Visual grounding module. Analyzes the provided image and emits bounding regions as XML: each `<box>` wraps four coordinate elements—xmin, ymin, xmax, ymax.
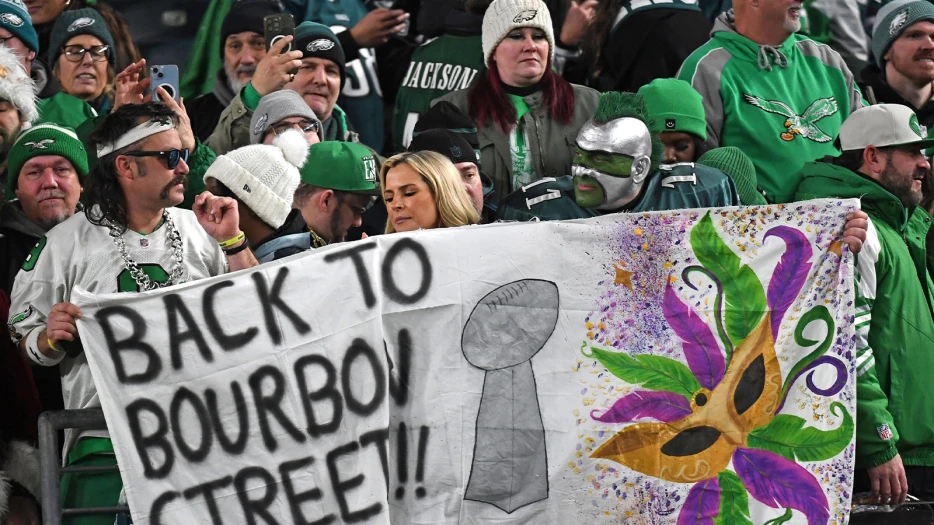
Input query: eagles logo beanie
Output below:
<box><xmin>0</xmin><ymin>0</ymin><xmax>37</xmax><ymax>53</ymax></box>
<box><xmin>47</xmin><ymin>8</ymin><xmax>114</xmax><ymax>66</ymax></box>
<box><xmin>7</xmin><ymin>124</ymin><xmax>88</xmax><ymax>195</ymax></box>
<box><xmin>481</xmin><ymin>0</ymin><xmax>554</xmax><ymax>67</ymax></box>
<box><xmin>294</xmin><ymin>22</ymin><xmax>345</xmax><ymax>86</ymax></box>
<box><xmin>637</xmin><ymin>78</ymin><xmax>707</xmax><ymax>141</ymax></box>
<box><xmin>872</xmin><ymin>0</ymin><xmax>934</xmax><ymax>68</ymax></box>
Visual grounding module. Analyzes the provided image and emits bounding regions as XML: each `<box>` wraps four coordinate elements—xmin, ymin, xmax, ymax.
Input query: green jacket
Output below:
<box><xmin>436</xmin><ymin>83</ymin><xmax>599</xmax><ymax>209</ymax></box>
<box><xmin>204</xmin><ymin>85</ymin><xmax>359</xmax><ymax>155</ymax></box>
<box><xmin>678</xmin><ymin>10</ymin><xmax>864</xmax><ymax>203</ymax></box>
<box><xmin>795</xmin><ymin>160</ymin><xmax>934</xmax><ymax>469</ymax></box>
<box><xmin>36</xmin><ymin>92</ymin><xmax>99</xmax><ymax>130</ymax></box>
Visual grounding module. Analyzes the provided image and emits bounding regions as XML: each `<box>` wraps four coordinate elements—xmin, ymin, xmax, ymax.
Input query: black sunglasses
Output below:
<box><xmin>122</xmin><ymin>148</ymin><xmax>190</xmax><ymax>169</ymax></box>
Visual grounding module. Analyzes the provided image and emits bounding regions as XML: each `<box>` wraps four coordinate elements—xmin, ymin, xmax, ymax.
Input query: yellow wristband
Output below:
<box><xmin>47</xmin><ymin>338</ymin><xmax>60</xmax><ymax>352</ymax></box>
<box><xmin>218</xmin><ymin>232</ymin><xmax>245</xmax><ymax>249</ymax></box>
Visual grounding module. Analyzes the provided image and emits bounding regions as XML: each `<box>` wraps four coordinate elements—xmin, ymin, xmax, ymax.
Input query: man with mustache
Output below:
<box><xmin>678</xmin><ymin>0</ymin><xmax>865</xmax><ymax>204</ymax></box>
<box><xmin>861</xmin><ymin>1</ymin><xmax>934</xmax><ymax>131</ymax></box>
<box><xmin>187</xmin><ymin>0</ymin><xmax>279</xmax><ymax>141</ymax></box>
<box><xmin>7</xmin><ymin>102</ymin><xmax>257</xmax><ymax>522</ymax></box>
<box><xmin>795</xmin><ymin>104</ymin><xmax>934</xmax><ymax>505</ymax></box>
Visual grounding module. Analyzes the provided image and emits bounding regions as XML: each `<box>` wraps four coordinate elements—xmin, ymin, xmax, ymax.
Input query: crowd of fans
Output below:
<box><xmin>0</xmin><ymin>0</ymin><xmax>933</xmax><ymax>522</ymax></box>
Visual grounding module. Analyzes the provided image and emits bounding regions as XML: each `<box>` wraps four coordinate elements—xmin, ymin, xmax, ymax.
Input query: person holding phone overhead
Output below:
<box><xmin>282</xmin><ymin>0</ymin><xmax>411</xmax><ymax>152</ymax></box>
<box><xmin>187</xmin><ymin>0</ymin><xmax>280</xmax><ymax>142</ymax></box>
<box><xmin>35</xmin><ymin>8</ymin><xmax>116</xmax><ymax>130</ymax></box>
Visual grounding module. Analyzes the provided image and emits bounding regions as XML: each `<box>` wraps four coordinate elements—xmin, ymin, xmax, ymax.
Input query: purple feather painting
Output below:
<box><xmin>581</xmin><ymin>207</ymin><xmax>857</xmax><ymax>525</ymax></box>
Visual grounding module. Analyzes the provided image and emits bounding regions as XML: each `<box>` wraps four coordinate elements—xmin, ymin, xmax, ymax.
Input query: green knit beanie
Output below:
<box><xmin>637</xmin><ymin>78</ymin><xmax>707</xmax><ymax>141</ymax></box>
<box><xmin>7</xmin><ymin>124</ymin><xmax>89</xmax><ymax>195</ymax></box>
<box><xmin>697</xmin><ymin>147</ymin><xmax>767</xmax><ymax>205</ymax></box>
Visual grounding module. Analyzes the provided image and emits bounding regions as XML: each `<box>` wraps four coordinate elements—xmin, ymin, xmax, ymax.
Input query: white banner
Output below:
<box><xmin>77</xmin><ymin>200</ymin><xmax>859</xmax><ymax>525</ymax></box>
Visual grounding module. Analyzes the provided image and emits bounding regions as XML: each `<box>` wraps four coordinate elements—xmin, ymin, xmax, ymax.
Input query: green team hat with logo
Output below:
<box><xmin>7</xmin><ymin>123</ymin><xmax>88</xmax><ymax>194</ymax></box>
<box><xmin>300</xmin><ymin>141</ymin><xmax>380</xmax><ymax>196</ymax></box>
<box><xmin>838</xmin><ymin>104</ymin><xmax>934</xmax><ymax>151</ymax></box>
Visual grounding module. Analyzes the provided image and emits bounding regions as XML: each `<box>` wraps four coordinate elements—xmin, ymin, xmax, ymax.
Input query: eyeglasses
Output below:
<box><xmin>122</xmin><ymin>149</ymin><xmax>190</xmax><ymax>169</ymax></box>
<box><xmin>271</xmin><ymin>119</ymin><xmax>320</xmax><ymax>136</ymax></box>
<box><xmin>62</xmin><ymin>44</ymin><xmax>110</xmax><ymax>62</ymax></box>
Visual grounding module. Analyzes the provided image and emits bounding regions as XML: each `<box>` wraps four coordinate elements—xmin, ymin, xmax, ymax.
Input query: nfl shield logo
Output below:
<box><xmin>877</xmin><ymin>424</ymin><xmax>893</xmax><ymax>441</ymax></box>
<box><xmin>140</xmin><ymin>238</ymin><xmax>149</xmax><ymax>248</ymax></box>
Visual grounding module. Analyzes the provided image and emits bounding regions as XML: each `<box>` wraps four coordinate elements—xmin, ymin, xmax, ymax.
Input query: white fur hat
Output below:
<box><xmin>481</xmin><ymin>0</ymin><xmax>555</xmax><ymax>67</ymax></box>
<box><xmin>203</xmin><ymin>129</ymin><xmax>308</xmax><ymax>229</ymax></box>
<box><xmin>0</xmin><ymin>44</ymin><xmax>37</xmax><ymax>123</ymax></box>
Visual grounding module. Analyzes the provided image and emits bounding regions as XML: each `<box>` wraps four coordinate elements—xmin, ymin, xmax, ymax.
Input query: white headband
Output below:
<box><xmin>96</xmin><ymin>117</ymin><xmax>177</xmax><ymax>158</ymax></box>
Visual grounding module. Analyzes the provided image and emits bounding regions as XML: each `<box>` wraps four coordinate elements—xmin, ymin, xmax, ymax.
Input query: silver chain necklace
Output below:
<box><xmin>108</xmin><ymin>210</ymin><xmax>188</xmax><ymax>291</ymax></box>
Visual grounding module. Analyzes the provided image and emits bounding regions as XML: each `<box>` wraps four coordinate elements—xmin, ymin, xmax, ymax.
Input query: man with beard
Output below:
<box><xmin>293</xmin><ymin>141</ymin><xmax>379</xmax><ymax>247</ymax></box>
<box><xmin>794</xmin><ymin>103</ymin><xmax>934</xmax><ymax>505</ymax></box>
<box><xmin>861</xmin><ymin>1</ymin><xmax>934</xmax><ymax>131</ymax></box>
<box><xmin>6</xmin><ymin>102</ymin><xmax>257</xmax><ymax>523</ymax></box>
<box><xmin>187</xmin><ymin>0</ymin><xmax>279</xmax><ymax>141</ymax></box>
<box><xmin>677</xmin><ymin>0</ymin><xmax>865</xmax><ymax>204</ymax></box>
<box><xmin>0</xmin><ymin>44</ymin><xmax>38</xmax><ymax>193</ymax></box>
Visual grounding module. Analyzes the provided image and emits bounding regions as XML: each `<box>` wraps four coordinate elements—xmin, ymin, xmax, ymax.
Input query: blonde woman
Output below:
<box><xmin>381</xmin><ymin>151</ymin><xmax>480</xmax><ymax>233</ymax></box>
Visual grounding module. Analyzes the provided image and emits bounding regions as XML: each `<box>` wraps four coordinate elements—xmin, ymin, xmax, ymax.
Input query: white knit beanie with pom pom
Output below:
<box><xmin>482</xmin><ymin>0</ymin><xmax>554</xmax><ymax>67</ymax></box>
<box><xmin>203</xmin><ymin>128</ymin><xmax>308</xmax><ymax>229</ymax></box>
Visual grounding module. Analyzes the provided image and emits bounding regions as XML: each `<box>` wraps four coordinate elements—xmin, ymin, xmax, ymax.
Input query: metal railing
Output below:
<box><xmin>37</xmin><ymin>409</ymin><xmax>130</xmax><ymax>525</ymax></box>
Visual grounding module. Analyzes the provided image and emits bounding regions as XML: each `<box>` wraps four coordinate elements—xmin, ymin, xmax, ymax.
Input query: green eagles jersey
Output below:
<box><xmin>498</xmin><ymin>163</ymin><xmax>740</xmax><ymax>222</ymax></box>
<box><xmin>288</xmin><ymin>0</ymin><xmax>385</xmax><ymax>151</ymax></box>
<box><xmin>391</xmin><ymin>34</ymin><xmax>485</xmax><ymax>153</ymax></box>
<box><xmin>498</xmin><ymin>176</ymin><xmax>598</xmax><ymax>222</ymax></box>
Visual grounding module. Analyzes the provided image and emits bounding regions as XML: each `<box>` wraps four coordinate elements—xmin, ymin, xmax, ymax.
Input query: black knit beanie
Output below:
<box><xmin>220</xmin><ymin>0</ymin><xmax>282</xmax><ymax>58</ymax></box>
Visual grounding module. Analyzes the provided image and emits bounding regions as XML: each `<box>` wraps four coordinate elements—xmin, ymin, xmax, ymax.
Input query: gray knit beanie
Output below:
<box><xmin>250</xmin><ymin>89</ymin><xmax>321</xmax><ymax>144</ymax></box>
<box><xmin>872</xmin><ymin>0</ymin><xmax>934</xmax><ymax>68</ymax></box>
<box><xmin>481</xmin><ymin>0</ymin><xmax>554</xmax><ymax>67</ymax></box>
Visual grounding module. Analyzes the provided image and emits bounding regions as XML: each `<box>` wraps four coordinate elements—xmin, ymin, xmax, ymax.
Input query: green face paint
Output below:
<box><xmin>573</xmin><ymin>147</ymin><xmax>635</xmax><ymax>178</ymax></box>
<box><xmin>573</xmin><ymin>174</ymin><xmax>606</xmax><ymax>208</ymax></box>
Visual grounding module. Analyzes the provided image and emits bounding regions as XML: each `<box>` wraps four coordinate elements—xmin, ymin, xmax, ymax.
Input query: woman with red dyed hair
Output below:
<box><xmin>437</xmin><ymin>0</ymin><xmax>599</xmax><ymax>208</ymax></box>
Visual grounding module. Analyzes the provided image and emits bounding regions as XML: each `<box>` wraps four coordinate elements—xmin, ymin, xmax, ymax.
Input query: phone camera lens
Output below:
<box><xmin>158</xmin><ymin>72</ymin><xmax>164</xmax><ymax>78</ymax></box>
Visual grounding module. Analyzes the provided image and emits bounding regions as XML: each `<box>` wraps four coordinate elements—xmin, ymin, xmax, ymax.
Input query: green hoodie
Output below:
<box><xmin>678</xmin><ymin>10</ymin><xmax>865</xmax><ymax>204</ymax></box>
<box><xmin>795</xmin><ymin>160</ymin><xmax>934</xmax><ymax>469</ymax></box>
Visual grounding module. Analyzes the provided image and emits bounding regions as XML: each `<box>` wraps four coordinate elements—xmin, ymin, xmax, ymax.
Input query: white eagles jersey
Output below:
<box><xmin>7</xmin><ymin>207</ymin><xmax>227</xmax><ymax>453</ymax></box>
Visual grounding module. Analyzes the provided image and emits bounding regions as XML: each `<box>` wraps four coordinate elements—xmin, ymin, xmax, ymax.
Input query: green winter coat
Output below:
<box><xmin>795</xmin><ymin>160</ymin><xmax>934</xmax><ymax>469</ymax></box>
<box><xmin>436</xmin><ymin>83</ymin><xmax>599</xmax><ymax>209</ymax></box>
